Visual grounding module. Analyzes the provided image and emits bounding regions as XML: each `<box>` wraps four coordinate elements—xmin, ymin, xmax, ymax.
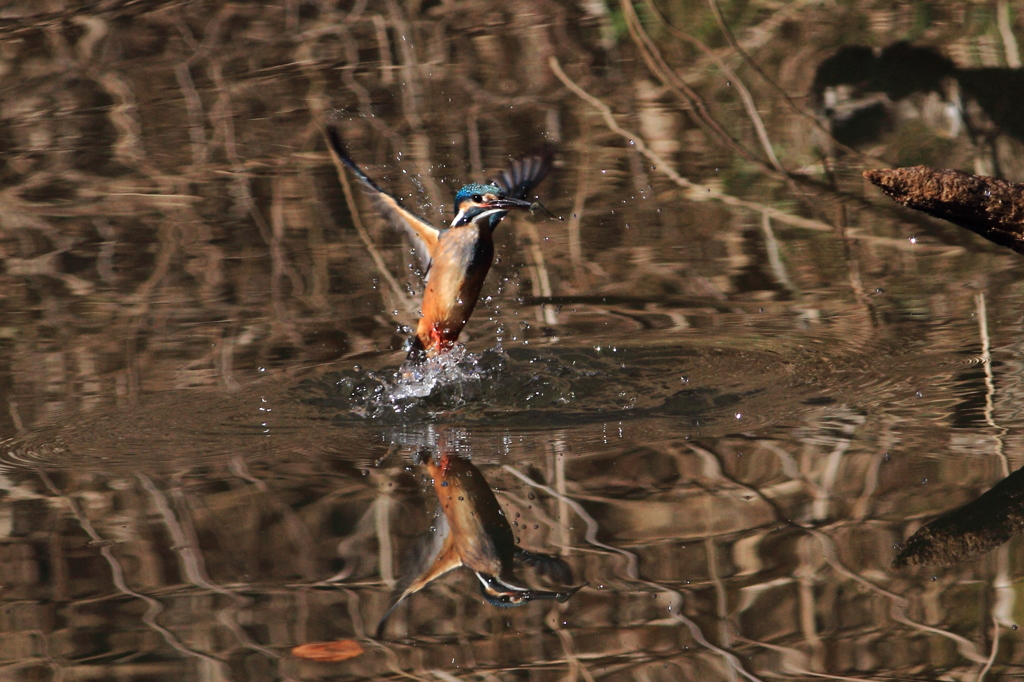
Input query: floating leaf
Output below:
<box><xmin>291</xmin><ymin>639</ymin><xmax>364</xmax><ymax>662</ymax></box>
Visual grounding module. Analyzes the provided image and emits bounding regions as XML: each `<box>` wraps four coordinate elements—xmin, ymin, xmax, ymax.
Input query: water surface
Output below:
<box><xmin>3</xmin><ymin>1</ymin><xmax>1024</xmax><ymax>680</ymax></box>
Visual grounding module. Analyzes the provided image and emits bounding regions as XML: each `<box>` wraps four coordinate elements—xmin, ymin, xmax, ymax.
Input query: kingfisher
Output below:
<box><xmin>325</xmin><ymin>126</ymin><xmax>552</xmax><ymax>362</ymax></box>
<box><xmin>376</xmin><ymin>450</ymin><xmax>585</xmax><ymax>638</ymax></box>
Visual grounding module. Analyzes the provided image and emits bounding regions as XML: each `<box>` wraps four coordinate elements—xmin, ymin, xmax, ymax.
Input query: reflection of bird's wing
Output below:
<box><xmin>375</xmin><ymin>512</ymin><xmax>461</xmax><ymax>639</ymax></box>
<box><xmin>326</xmin><ymin>126</ymin><xmax>440</xmax><ymax>273</ymax></box>
<box><xmin>489</xmin><ymin>149</ymin><xmax>553</xmax><ymax>200</ymax></box>
<box><xmin>514</xmin><ymin>548</ymin><xmax>574</xmax><ymax>584</ymax></box>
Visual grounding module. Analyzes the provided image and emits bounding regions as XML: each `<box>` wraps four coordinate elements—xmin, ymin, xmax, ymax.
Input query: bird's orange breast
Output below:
<box><xmin>415</xmin><ymin>226</ymin><xmax>494</xmax><ymax>353</ymax></box>
<box><xmin>428</xmin><ymin>455</ymin><xmax>504</xmax><ymax>576</ymax></box>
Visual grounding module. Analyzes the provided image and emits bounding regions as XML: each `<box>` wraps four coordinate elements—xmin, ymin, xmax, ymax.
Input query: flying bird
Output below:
<box><xmin>326</xmin><ymin>126</ymin><xmax>552</xmax><ymax>362</ymax></box>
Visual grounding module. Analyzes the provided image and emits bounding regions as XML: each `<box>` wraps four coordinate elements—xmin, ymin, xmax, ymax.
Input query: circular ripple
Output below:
<box><xmin>0</xmin><ymin>384</ymin><xmax>377</xmax><ymax>474</ymax></box>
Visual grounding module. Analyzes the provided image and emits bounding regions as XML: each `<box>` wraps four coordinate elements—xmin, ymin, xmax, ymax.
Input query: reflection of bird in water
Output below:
<box><xmin>376</xmin><ymin>451</ymin><xmax>584</xmax><ymax>638</ymax></box>
<box><xmin>326</xmin><ymin>126</ymin><xmax>552</xmax><ymax>363</ymax></box>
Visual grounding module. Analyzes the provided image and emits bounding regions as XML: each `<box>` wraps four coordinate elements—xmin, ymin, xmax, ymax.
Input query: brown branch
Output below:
<box><xmin>864</xmin><ymin>166</ymin><xmax>1024</xmax><ymax>255</ymax></box>
<box><xmin>893</xmin><ymin>465</ymin><xmax>1024</xmax><ymax>568</ymax></box>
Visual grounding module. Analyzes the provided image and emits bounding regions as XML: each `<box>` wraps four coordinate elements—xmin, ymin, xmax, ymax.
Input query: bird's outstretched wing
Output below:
<box><xmin>490</xmin><ymin>149</ymin><xmax>553</xmax><ymax>200</ymax></box>
<box><xmin>325</xmin><ymin>125</ymin><xmax>440</xmax><ymax>272</ymax></box>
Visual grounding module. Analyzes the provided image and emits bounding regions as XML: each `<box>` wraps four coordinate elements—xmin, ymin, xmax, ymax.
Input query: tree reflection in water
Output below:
<box><xmin>3</xmin><ymin>0</ymin><xmax>1024</xmax><ymax>680</ymax></box>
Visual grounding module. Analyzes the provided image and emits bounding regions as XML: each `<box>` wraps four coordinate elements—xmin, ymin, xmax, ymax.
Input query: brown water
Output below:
<box><xmin>3</xmin><ymin>1</ymin><xmax>1024</xmax><ymax>680</ymax></box>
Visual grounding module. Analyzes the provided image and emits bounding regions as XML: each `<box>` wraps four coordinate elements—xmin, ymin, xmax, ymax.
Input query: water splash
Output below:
<box><xmin>298</xmin><ymin>341</ymin><xmax>815</xmax><ymax>429</ymax></box>
<box><xmin>306</xmin><ymin>345</ymin><xmax>518</xmax><ymax>420</ymax></box>
<box><xmin>390</xmin><ymin>346</ymin><xmax>494</xmax><ymax>402</ymax></box>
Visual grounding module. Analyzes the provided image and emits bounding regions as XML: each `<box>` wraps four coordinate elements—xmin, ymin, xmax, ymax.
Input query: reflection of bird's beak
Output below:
<box><xmin>477</xmin><ymin>573</ymin><xmax>587</xmax><ymax>606</ymax></box>
<box><xmin>488</xmin><ymin>197</ymin><xmax>534</xmax><ymax>211</ymax></box>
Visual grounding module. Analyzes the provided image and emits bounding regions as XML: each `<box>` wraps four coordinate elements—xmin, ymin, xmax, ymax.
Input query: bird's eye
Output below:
<box><xmin>471</xmin><ymin>194</ymin><xmax>482</xmax><ymax>203</ymax></box>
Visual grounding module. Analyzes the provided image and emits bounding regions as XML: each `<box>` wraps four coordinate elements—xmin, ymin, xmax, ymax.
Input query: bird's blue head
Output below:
<box><xmin>451</xmin><ymin>183</ymin><xmax>533</xmax><ymax>229</ymax></box>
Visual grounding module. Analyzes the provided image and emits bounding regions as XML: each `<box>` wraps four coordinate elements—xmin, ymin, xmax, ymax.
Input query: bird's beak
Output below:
<box><xmin>487</xmin><ymin>197</ymin><xmax>535</xmax><ymax>211</ymax></box>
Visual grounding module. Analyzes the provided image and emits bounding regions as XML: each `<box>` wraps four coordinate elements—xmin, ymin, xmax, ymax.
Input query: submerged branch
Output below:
<box><xmin>864</xmin><ymin>166</ymin><xmax>1024</xmax><ymax>255</ymax></box>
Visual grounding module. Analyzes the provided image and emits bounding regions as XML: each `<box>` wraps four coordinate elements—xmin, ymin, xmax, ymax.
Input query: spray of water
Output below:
<box><xmin>315</xmin><ymin>345</ymin><xmax>510</xmax><ymax>420</ymax></box>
